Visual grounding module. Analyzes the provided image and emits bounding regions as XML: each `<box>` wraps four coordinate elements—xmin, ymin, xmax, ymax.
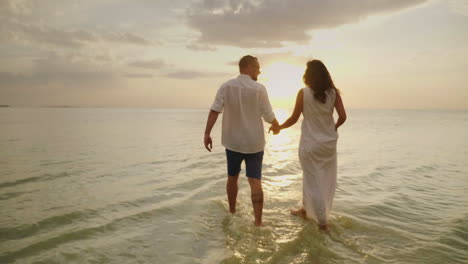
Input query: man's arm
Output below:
<box><xmin>204</xmin><ymin>110</ymin><xmax>220</xmax><ymax>152</ymax></box>
<box><xmin>259</xmin><ymin>85</ymin><xmax>281</xmax><ymax>134</ymax></box>
<box><xmin>259</xmin><ymin>86</ymin><xmax>276</xmax><ymax>122</ymax></box>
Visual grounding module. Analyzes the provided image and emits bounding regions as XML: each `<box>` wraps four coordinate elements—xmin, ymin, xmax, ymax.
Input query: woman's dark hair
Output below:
<box><xmin>303</xmin><ymin>60</ymin><xmax>337</xmax><ymax>104</ymax></box>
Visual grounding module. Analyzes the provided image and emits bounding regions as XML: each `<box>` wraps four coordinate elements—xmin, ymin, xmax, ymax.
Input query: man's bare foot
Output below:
<box><xmin>318</xmin><ymin>224</ymin><xmax>330</xmax><ymax>232</ymax></box>
<box><xmin>290</xmin><ymin>208</ymin><xmax>306</xmax><ymax>218</ymax></box>
<box><xmin>254</xmin><ymin>221</ymin><xmax>263</xmax><ymax>227</ymax></box>
<box><xmin>229</xmin><ymin>208</ymin><xmax>236</xmax><ymax>214</ymax></box>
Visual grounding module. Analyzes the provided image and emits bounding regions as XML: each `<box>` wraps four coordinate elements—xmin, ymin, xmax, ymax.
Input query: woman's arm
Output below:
<box><xmin>334</xmin><ymin>92</ymin><xmax>346</xmax><ymax>130</ymax></box>
<box><xmin>279</xmin><ymin>89</ymin><xmax>304</xmax><ymax>130</ymax></box>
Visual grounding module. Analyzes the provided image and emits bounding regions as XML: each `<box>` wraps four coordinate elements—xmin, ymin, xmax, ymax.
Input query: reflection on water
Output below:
<box><xmin>217</xmin><ymin>108</ymin><xmax>468</xmax><ymax>264</ymax></box>
<box><xmin>267</xmin><ymin>109</ymin><xmax>299</xmax><ymax>171</ymax></box>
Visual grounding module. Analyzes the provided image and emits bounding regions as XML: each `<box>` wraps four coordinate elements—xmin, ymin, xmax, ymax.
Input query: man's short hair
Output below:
<box><xmin>239</xmin><ymin>55</ymin><xmax>258</xmax><ymax>70</ymax></box>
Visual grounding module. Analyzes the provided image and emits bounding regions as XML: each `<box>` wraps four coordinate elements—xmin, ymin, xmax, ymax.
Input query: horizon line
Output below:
<box><xmin>1</xmin><ymin>105</ymin><xmax>467</xmax><ymax>111</ymax></box>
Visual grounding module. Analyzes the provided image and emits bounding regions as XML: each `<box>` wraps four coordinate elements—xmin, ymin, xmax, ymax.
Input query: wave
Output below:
<box><xmin>0</xmin><ymin>176</ymin><xmax>225</xmax><ymax>262</ymax></box>
<box><xmin>0</xmin><ymin>171</ymin><xmax>72</xmax><ymax>189</ymax></box>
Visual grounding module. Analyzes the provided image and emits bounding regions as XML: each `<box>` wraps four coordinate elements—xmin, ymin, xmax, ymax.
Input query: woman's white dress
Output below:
<box><xmin>299</xmin><ymin>87</ymin><xmax>338</xmax><ymax>225</ymax></box>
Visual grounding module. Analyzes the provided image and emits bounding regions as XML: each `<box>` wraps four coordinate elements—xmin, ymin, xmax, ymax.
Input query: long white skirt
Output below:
<box><xmin>299</xmin><ymin>140</ymin><xmax>337</xmax><ymax>225</ymax></box>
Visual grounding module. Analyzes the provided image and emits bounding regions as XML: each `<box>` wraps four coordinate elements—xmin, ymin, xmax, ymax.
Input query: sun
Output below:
<box><xmin>258</xmin><ymin>62</ymin><xmax>305</xmax><ymax>109</ymax></box>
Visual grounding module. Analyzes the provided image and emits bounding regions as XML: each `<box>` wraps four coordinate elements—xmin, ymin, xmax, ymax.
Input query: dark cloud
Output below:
<box><xmin>128</xmin><ymin>59</ymin><xmax>166</xmax><ymax>69</ymax></box>
<box><xmin>164</xmin><ymin>70</ymin><xmax>229</xmax><ymax>79</ymax></box>
<box><xmin>188</xmin><ymin>0</ymin><xmax>427</xmax><ymax>47</ymax></box>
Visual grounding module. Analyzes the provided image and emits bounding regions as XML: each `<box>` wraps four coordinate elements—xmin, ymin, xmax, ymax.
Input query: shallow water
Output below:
<box><xmin>0</xmin><ymin>107</ymin><xmax>467</xmax><ymax>263</ymax></box>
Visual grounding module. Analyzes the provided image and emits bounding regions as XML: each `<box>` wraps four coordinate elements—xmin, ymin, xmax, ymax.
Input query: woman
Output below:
<box><xmin>275</xmin><ymin>60</ymin><xmax>346</xmax><ymax>231</ymax></box>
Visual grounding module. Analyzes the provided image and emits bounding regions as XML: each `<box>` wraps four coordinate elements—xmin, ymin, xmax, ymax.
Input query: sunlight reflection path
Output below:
<box><xmin>264</xmin><ymin>108</ymin><xmax>302</xmax><ymax>196</ymax></box>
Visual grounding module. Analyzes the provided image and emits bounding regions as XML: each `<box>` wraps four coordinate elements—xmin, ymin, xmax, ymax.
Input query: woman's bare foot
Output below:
<box><xmin>290</xmin><ymin>208</ymin><xmax>306</xmax><ymax>218</ymax></box>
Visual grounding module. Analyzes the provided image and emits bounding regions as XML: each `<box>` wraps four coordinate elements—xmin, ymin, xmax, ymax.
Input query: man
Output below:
<box><xmin>204</xmin><ymin>55</ymin><xmax>279</xmax><ymax>227</ymax></box>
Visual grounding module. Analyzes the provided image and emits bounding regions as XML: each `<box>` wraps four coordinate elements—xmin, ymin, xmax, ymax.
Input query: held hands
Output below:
<box><xmin>204</xmin><ymin>134</ymin><xmax>212</xmax><ymax>152</ymax></box>
<box><xmin>268</xmin><ymin>123</ymin><xmax>281</xmax><ymax>135</ymax></box>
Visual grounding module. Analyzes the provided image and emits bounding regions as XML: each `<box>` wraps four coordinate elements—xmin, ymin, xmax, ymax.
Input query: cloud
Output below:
<box><xmin>128</xmin><ymin>59</ymin><xmax>166</xmax><ymax>69</ymax></box>
<box><xmin>95</xmin><ymin>54</ymin><xmax>113</xmax><ymax>62</ymax></box>
<box><xmin>4</xmin><ymin>22</ymin><xmax>92</xmax><ymax>48</ymax></box>
<box><xmin>124</xmin><ymin>73</ymin><xmax>154</xmax><ymax>79</ymax></box>
<box><xmin>1</xmin><ymin>19</ymin><xmax>154</xmax><ymax>49</ymax></box>
<box><xmin>226</xmin><ymin>60</ymin><xmax>238</xmax><ymax>66</ymax></box>
<box><xmin>186</xmin><ymin>42</ymin><xmax>218</xmax><ymax>51</ymax></box>
<box><xmin>163</xmin><ymin>70</ymin><xmax>229</xmax><ymax>79</ymax></box>
<box><xmin>448</xmin><ymin>0</ymin><xmax>468</xmax><ymax>16</ymax></box>
<box><xmin>0</xmin><ymin>54</ymin><xmax>115</xmax><ymax>86</ymax></box>
<box><xmin>0</xmin><ymin>0</ymin><xmax>31</xmax><ymax>18</ymax></box>
<box><xmin>187</xmin><ymin>0</ymin><xmax>427</xmax><ymax>47</ymax></box>
<box><xmin>225</xmin><ymin>52</ymin><xmax>310</xmax><ymax>67</ymax></box>
<box><xmin>99</xmin><ymin>31</ymin><xmax>153</xmax><ymax>46</ymax></box>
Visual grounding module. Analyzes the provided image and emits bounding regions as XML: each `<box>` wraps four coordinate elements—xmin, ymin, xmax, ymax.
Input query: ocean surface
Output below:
<box><xmin>0</xmin><ymin>107</ymin><xmax>467</xmax><ymax>264</ymax></box>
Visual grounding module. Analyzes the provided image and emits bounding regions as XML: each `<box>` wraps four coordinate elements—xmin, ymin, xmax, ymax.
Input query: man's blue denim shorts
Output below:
<box><xmin>225</xmin><ymin>148</ymin><xmax>264</xmax><ymax>180</ymax></box>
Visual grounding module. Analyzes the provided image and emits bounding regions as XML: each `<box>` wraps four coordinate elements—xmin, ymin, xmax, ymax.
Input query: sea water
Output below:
<box><xmin>0</xmin><ymin>107</ymin><xmax>467</xmax><ymax>263</ymax></box>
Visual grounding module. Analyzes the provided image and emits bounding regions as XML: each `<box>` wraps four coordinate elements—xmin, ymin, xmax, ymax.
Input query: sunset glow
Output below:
<box><xmin>259</xmin><ymin>63</ymin><xmax>304</xmax><ymax>109</ymax></box>
<box><xmin>0</xmin><ymin>0</ymin><xmax>466</xmax><ymax>109</ymax></box>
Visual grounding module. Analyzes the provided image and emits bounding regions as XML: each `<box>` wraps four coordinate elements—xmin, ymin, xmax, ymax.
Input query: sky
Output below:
<box><xmin>0</xmin><ymin>0</ymin><xmax>467</xmax><ymax>109</ymax></box>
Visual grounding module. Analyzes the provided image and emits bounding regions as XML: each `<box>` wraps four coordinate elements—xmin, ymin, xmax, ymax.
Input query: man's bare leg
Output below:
<box><xmin>248</xmin><ymin>177</ymin><xmax>263</xmax><ymax>226</ymax></box>
<box><xmin>226</xmin><ymin>174</ymin><xmax>239</xmax><ymax>213</ymax></box>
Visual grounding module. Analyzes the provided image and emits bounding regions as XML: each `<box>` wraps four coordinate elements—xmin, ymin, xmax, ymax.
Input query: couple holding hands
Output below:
<box><xmin>204</xmin><ymin>55</ymin><xmax>346</xmax><ymax>231</ymax></box>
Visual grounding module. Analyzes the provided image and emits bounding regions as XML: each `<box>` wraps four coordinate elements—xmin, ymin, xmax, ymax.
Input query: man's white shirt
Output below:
<box><xmin>211</xmin><ymin>74</ymin><xmax>276</xmax><ymax>153</ymax></box>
